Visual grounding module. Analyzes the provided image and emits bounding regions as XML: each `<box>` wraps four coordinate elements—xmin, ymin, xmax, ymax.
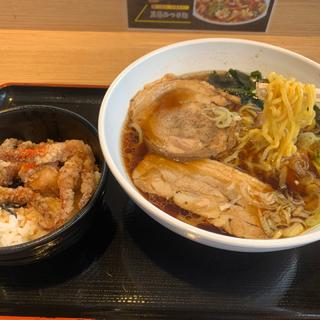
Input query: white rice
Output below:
<box><xmin>0</xmin><ymin>208</ymin><xmax>47</xmax><ymax>247</ymax></box>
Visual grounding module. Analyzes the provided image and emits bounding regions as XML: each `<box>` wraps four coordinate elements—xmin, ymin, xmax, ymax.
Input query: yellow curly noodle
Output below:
<box><xmin>222</xmin><ymin>73</ymin><xmax>317</xmax><ymax>238</ymax></box>
<box><xmin>223</xmin><ymin>104</ymin><xmax>260</xmax><ymax>166</ymax></box>
<box><xmin>231</xmin><ymin>72</ymin><xmax>316</xmax><ymax>173</ymax></box>
<box><xmin>202</xmin><ymin>106</ymin><xmax>241</xmax><ymax>129</ymax></box>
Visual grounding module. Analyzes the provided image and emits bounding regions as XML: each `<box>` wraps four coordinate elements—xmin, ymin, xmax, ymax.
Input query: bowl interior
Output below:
<box><xmin>99</xmin><ymin>39</ymin><xmax>320</xmax><ymax>251</ymax></box>
<box><xmin>0</xmin><ymin>105</ymin><xmax>104</xmax><ymax>167</ymax></box>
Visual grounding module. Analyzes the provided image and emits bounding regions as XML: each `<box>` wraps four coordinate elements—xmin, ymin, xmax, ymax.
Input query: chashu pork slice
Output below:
<box><xmin>132</xmin><ymin>154</ymin><xmax>278</xmax><ymax>239</ymax></box>
<box><xmin>129</xmin><ymin>75</ymin><xmax>240</xmax><ymax>161</ymax></box>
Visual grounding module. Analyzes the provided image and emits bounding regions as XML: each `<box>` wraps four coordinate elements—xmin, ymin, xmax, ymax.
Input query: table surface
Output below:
<box><xmin>0</xmin><ymin>30</ymin><xmax>319</xmax><ymax>87</ymax></box>
<box><xmin>0</xmin><ymin>0</ymin><xmax>319</xmax><ymax>86</ymax></box>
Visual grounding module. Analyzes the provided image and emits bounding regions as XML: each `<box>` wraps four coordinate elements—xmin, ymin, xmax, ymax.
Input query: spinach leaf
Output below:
<box><xmin>241</xmin><ymin>95</ymin><xmax>264</xmax><ymax>109</ymax></box>
<box><xmin>209</xmin><ymin>71</ymin><xmax>239</xmax><ymax>88</ymax></box>
<box><xmin>208</xmin><ymin>69</ymin><xmax>264</xmax><ymax>109</ymax></box>
<box><xmin>250</xmin><ymin>70</ymin><xmax>263</xmax><ymax>81</ymax></box>
<box><xmin>229</xmin><ymin>69</ymin><xmax>254</xmax><ymax>89</ymax></box>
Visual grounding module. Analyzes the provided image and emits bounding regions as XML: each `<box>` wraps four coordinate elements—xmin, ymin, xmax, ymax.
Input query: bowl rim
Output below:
<box><xmin>98</xmin><ymin>38</ymin><xmax>320</xmax><ymax>251</ymax></box>
<box><xmin>0</xmin><ymin>105</ymin><xmax>108</xmax><ymax>254</ymax></box>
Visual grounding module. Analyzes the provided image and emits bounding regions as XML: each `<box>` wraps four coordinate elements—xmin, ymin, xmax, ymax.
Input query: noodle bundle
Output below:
<box><xmin>233</xmin><ymin>72</ymin><xmax>316</xmax><ymax>172</ymax></box>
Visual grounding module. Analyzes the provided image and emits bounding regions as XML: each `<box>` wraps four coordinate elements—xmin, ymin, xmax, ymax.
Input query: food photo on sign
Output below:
<box><xmin>127</xmin><ymin>0</ymin><xmax>276</xmax><ymax>32</ymax></box>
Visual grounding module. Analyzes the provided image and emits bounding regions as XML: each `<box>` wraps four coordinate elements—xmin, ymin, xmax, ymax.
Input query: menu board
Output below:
<box><xmin>127</xmin><ymin>0</ymin><xmax>276</xmax><ymax>32</ymax></box>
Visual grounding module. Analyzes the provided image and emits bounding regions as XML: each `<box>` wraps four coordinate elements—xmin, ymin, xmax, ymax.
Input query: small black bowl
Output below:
<box><xmin>0</xmin><ymin>105</ymin><xmax>108</xmax><ymax>265</ymax></box>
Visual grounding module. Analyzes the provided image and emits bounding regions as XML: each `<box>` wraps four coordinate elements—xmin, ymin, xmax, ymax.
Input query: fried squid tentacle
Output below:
<box><xmin>57</xmin><ymin>155</ymin><xmax>83</xmax><ymax>216</ymax></box>
<box><xmin>78</xmin><ymin>145</ymin><xmax>97</xmax><ymax>209</ymax></box>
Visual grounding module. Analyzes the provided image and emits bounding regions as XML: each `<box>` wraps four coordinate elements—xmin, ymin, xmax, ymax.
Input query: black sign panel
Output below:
<box><xmin>127</xmin><ymin>0</ymin><xmax>276</xmax><ymax>32</ymax></box>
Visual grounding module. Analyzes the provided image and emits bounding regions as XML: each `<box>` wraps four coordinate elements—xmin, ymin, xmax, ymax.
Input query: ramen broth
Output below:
<box><xmin>122</xmin><ymin>109</ymin><xmax>226</xmax><ymax>233</ymax></box>
<box><xmin>122</xmin><ymin>71</ymin><xmax>240</xmax><ymax>234</ymax></box>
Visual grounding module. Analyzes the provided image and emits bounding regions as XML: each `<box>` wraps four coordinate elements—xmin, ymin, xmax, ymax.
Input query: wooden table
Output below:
<box><xmin>0</xmin><ymin>0</ymin><xmax>319</xmax><ymax>86</ymax></box>
<box><xmin>0</xmin><ymin>30</ymin><xmax>319</xmax><ymax>87</ymax></box>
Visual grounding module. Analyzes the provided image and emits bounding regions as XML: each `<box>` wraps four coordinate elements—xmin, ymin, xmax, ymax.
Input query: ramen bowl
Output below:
<box><xmin>0</xmin><ymin>105</ymin><xmax>108</xmax><ymax>264</ymax></box>
<box><xmin>98</xmin><ymin>38</ymin><xmax>320</xmax><ymax>252</ymax></box>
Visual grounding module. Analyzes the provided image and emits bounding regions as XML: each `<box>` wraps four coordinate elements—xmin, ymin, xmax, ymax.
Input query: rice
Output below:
<box><xmin>0</xmin><ymin>208</ymin><xmax>47</xmax><ymax>247</ymax></box>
